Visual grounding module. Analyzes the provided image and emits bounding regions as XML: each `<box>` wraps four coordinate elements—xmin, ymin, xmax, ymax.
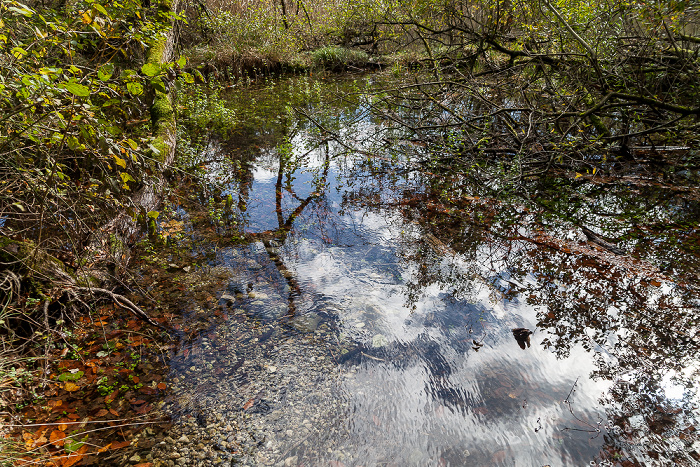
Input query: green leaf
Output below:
<box><xmin>151</xmin><ymin>77</ymin><xmax>166</xmax><ymax>93</ymax></box>
<box><xmin>181</xmin><ymin>72</ymin><xmax>195</xmax><ymax>84</ymax></box>
<box><xmin>58</xmin><ymin>371</ymin><xmax>84</xmax><ymax>382</ymax></box>
<box><xmin>120</xmin><ymin>172</ymin><xmax>136</xmax><ymax>183</ymax></box>
<box><xmin>93</xmin><ymin>3</ymin><xmax>109</xmax><ymax>16</ymax></box>
<box><xmin>98</xmin><ymin>63</ymin><xmax>114</xmax><ymax>81</ymax></box>
<box><xmin>126</xmin><ymin>81</ymin><xmax>143</xmax><ymax>96</ymax></box>
<box><xmin>176</xmin><ymin>56</ymin><xmax>187</xmax><ymax>68</ymax></box>
<box><xmin>126</xmin><ymin>139</ymin><xmax>138</xmax><ymax>150</ymax></box>
<box><xmin>141</xmin><ymin>63</ymin><xmax>160</xmax><ymax>77</ymax></box>
<box><xmin>64</xmin><ymin>82</ymin><xmax>90</xmax><ymax>97</ymax></box>
<box><xmin>10</xmin><ymin>47</ymin><xmax>28</xmax><ymax>59</ymax></box>
<box><xmin>8</xmin><ymin>5</ymin><xmax>34</xmax><ymax>17</ymax></box>
<box><xmin>147</xmin><ymin>210</ymin><xmax>159</xmax><ymax>219</ymax></box>
<box><xmin>64</xmin><ymin>438</ymin><xmax>85</xmax><ymax>453</ymax></box>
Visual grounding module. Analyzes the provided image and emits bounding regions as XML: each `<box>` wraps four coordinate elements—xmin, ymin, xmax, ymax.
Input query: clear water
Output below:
<box><xmin>161</xmin><ymin>74</ymin><xmax>700</xmax><ymax>466</ymax></box>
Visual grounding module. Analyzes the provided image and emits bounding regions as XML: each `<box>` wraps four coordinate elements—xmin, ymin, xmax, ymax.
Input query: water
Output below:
<box><xmin>155</xmin><ymin>74</ymin><xmax>700</xmax><ymax>466</ymax></box>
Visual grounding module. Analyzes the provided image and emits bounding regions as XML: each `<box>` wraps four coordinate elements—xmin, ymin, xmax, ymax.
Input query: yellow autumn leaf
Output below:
<box><xmin>113</xmin><ymin>155</ymin><xmax>126</xmax><ymax>169</ymax></box>
<box><xmin>81</xmin><ymin>11</ymin><xmax>92</xmax><ymax>24</ymax></box>
<box><xmin>575</xmin><ymin>173</ymin><xmax>582</xmax><ymax>178</ymax></box>
<box><xmin>64</xmin><ymin>382</ymin><xmax>79</xmax><ymax>392</ymax></box>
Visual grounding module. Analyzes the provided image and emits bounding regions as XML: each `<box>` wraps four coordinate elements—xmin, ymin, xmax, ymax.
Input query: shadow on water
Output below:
<box><xmin>146</xmin><ymin>74</ymin><xmax>700</xmax><ymax>466</ymax></box>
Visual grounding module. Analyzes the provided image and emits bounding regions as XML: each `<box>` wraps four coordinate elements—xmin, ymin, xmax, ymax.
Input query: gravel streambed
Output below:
<box><xmin>146</xmin><ymin>257</ymin><xmax>361</xmax><ymax>466</ymax></box>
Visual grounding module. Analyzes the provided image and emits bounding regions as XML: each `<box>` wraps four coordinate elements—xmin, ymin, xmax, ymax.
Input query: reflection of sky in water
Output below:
<box><xmin>207</xmin><ymin>134</ymin><xmax>614</xmax><ymax>465</ymax></box>
<box><xmin>194</xmin><ymin>81</ymin><xmax>700</xmax><ymax>464</ymax></box>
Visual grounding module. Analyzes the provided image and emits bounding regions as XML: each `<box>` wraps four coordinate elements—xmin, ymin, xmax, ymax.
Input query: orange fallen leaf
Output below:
<box><xmin>97</xmin><ymin>442</ymin><xmax>112</xmax><ymax>453</ymax></box>
<box><xmin>134</xmin><ymin>463</ymin><xmax>153</xmax><ymax>467</ymax></box>
<box><xmin>49</xmin><ymin>430</ymin><xmax>65</xmax><ymax>447</ymax></box>
<box><xmin>242</xmin><ymin>399</ymin><xmax>255</xmax><ymax>410</ymax></box>
<box><xmin>62</xmin><ymin>444</ymin><xmax>88</xmax><ymax>467</ymax></box>
<box><xmin>95</xmin><ymin>409</ymin><xmax>109</xmax><ymax>417</ymax></box>
<box><xmin>157</xmin><ymin>382</ymin><xmax>167</xmax><ymax>390</ymax></box>
<box><xmin>132</xmin><ymin>376</ymin><xmax>140</xmax><ymax>384</ymax></box>
<box><xmin>109</xmin><ymin>408</ymin><xmax>119</xmax><ymax>416</ymax></box>
<box><xmin>66</xmin><ymin>413</ymin><xmax>80</xmax><ymax>420</ymax></box>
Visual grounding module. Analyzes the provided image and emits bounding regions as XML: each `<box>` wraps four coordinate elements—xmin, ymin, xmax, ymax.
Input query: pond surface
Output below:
<box><xmin>152</xmin><ymin>74</ymin><xmax>700</xmax><ymax>466</ymax></box>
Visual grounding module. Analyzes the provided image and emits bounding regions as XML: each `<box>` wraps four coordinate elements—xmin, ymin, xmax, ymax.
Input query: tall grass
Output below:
<box><xmin>182</xmin><ymin>0</ymin><xmax>404</xmax><ymax>73</ymax></box>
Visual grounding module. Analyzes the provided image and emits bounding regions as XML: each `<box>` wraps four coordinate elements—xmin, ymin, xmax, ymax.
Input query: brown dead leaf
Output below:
<box><xmin>134</xmin><ymin>463</ymin><xmax>153</xmax><ymax>467</ymax></box>
<box><xmin>242</xmin><ymin>399</ymin><xmax>255</xmax><ymax>410</ymax></box>
<box><xmin>111</xmin><ymin>440</ymin><xmax>131</xmax><ymax>449</ymax></box>
<box><xmin>109</xmin><ymin>408</ymin><xmax>119</xmax><ymax>416</ymax></box>
<box><xmin>34</xmin><ymin>434</ymin><xmax>48</xmax><ymax>447</ymax></box>
<box><xmin>95</xmin><ymin>409</ymin><xmax>109</xmax><ymax>417</ymax></box>
<box><xmin>157</xmin><ymin>382</ymin><xmax>167</xmax><ymax>390</ymax></box>
<box><xmin>105</xmin><ymin>389</ymin><xmax>119</xmax><ymax>404</ymax></box>
<box><xmin>97</xmin><ymin>442</ymin><xmax>112</xmax><ymax>453</ymax></box>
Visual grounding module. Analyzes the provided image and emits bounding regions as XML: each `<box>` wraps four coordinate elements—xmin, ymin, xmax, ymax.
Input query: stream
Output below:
<box><xmin>145</xmin><ymin>74</ymin><xmax>700</xmax><ymax>466</ymax></box>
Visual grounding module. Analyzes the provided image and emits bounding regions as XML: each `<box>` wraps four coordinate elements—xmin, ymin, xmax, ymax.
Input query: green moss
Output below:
<box><xmin>147</xmin><ymin>34</ymin><xmax>169</xmax><ymax>65</ymax></box>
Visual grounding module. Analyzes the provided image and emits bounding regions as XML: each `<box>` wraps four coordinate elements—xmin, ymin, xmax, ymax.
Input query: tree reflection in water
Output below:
<box><xmin>340</xmin><ymin>157</ymin><xmax>700</xmax><ymax>465</ymax></box>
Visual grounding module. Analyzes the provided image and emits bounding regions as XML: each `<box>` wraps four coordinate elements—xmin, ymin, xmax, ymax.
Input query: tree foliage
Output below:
<box><xmin>0</xmin><ymin>0</ymin><xmax>181</xmax><ymax>259</ymax></box>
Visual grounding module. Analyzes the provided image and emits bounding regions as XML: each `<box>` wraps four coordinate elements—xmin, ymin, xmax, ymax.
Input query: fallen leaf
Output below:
<box><xmin>67</xmin><ymin>413</ymin><xmax>80</xmax><ymax>420</ymax></box>
<box><xmin>49</xmin><ymin>430</ymin><xmax>66</xmax><ymax>447</ymax></box>
<box><xmin>111</xmin><ymin>440</ymin><xmax>130</xmax><ymax>449</ymax></box>
<box><xmin>157</xmin><ymin>382</ymin><xmax>166</xmax><ymax>390</ymax></box>
<box><xmin>105</xmin><ymin>389</ymin><xmax>119</xmax><ymax>404</ymax></box>
<box><xmin>242</xmin><ymin>399</ymin><xmax>255</xmax><ymax>410</ymax></box>
<box><xmin>109</xmin><ymin>408</ymin><xmax>119</xmax><ymax>416</ymax></box>
<box><xmin>95</xmin><ymin>409</ymin><xmax>109</xmax><ymax>417</ymax></box>
<box><xmin>33</xmin><ymin>434</ymin><xmax>47</xmax><ymax>447</ymax></box>
<box><xmin>62</xmin><ymin>444</ymin><xmax>88</xmax><ymax>467</ymax></box>
<box><xmin>64</xmin><ymin>382</ymin><xmax>79</xmax><ymax>392</ymax></box>
<box><xmin>97</xmin><ymin>442</ymin><xmax>112</xmax><ymax>453</ymax></box>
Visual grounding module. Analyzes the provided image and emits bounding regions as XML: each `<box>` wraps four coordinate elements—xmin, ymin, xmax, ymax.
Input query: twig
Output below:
<box><xmin>73</xmin><ymin>287</ymin><xmax>166</xmax><ymax>330</ymax></box>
